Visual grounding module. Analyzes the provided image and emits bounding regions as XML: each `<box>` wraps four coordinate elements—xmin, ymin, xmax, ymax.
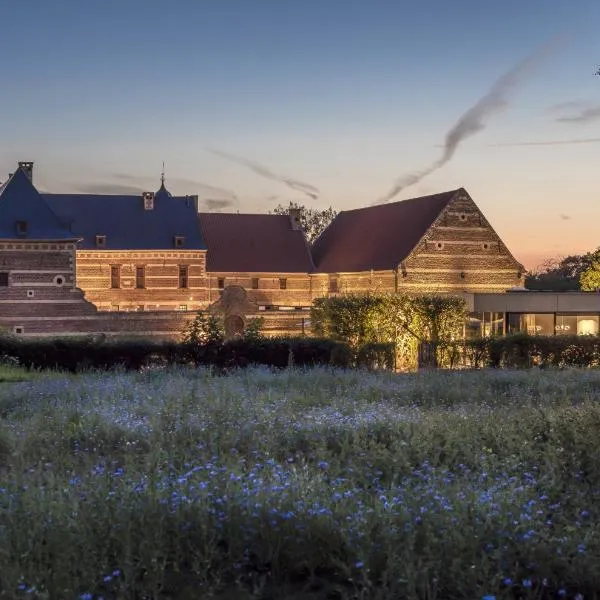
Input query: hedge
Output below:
<box><xmin>0</xmin><ymin>335</ymin><xmax>353</xmax><ymax>373</ymax></box>
<box><xmin>463</xmin><ymin>333</ymin><xmax>600</xmax><ymax>369</ymax></box>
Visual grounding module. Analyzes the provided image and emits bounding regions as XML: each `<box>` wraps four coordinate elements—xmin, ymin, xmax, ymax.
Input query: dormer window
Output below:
<box><xmin>95</xmin><ymin>235</ymin><xmax>106</xmax><ymax>248</ymax></box>
<box><xmin>174</xmin><ymin>236</ymin><xmax>185</xmax><ymax>248</ymax></box>
<box><xmin>15</xmin><ymin>220</ymin><xmax>27</xmax><ymax>235</ymax></box>
<box><xmin>142</xmin><ymin>192</ymin><xmax>154</xmax><ymax>210</ymax></box>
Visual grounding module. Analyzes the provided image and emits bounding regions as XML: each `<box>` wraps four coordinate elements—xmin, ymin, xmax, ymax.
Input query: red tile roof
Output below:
<box><xmin>312</xmin><ymin>189</ymin><xmax>460</xmax><ymax>273</ymax></box>
<box><xmin>198</xmin><ymin>213</ymin><xmax>315</xmax><ymax>273</ymax></box>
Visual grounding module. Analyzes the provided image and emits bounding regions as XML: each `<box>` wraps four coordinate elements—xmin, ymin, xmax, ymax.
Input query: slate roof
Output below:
<box><xmin>198</xmin><ymin>213</ymin><xmax>314</xmax><ymax>273</ymax></box>
<box><xmin>44</xmin><ymin>189</ymin><xmax>206</xmax><ymax>250</ymax></box>
<box><xmin>312</xmin><ymin>189</ymin><xmax>459</xmax><ymax>273</ymax></box>
<box><xmin>0</xmin><ymin>168</ymin><xmax>78</xmax><ymax>240</ymax></box>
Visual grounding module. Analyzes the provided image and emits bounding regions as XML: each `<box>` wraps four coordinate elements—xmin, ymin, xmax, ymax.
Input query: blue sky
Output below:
<box><xmin>0</xmin><ymin>0</ymin><xmax>599</xmax><ymax>268</ymax></box>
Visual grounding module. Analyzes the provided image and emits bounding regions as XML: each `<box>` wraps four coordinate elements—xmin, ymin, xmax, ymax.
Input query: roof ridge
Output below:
<box><xmin>339</xmin><ymin>188</ymin><xmax>462</xmax><ymax>215</ymax></box>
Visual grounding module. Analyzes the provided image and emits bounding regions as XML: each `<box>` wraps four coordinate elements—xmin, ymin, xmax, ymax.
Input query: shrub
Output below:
<box><xmin>357</xmin><ymin>342</ymin><xmax>395</xmax><ymax>370</ymax></box>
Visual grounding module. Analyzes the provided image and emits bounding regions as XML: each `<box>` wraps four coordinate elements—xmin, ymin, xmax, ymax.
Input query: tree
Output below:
<box><xmin>272</xmin><ymin>202</ymin><xmax>337</xmax><ymax>244</ymax></box>
<box><xmin>580</xmin><ymin>250</ymin><xmax>600</xmax><ymax>290</ymax></box>
<box><xmin>525</xmin><ymin>253</ymin><xmax>595</xmax><ymax>291</ymax></box>
<box><xmin>310</xmin><ymin>292</ymin><xmax>467</xmax><ymax>368</ymax></box>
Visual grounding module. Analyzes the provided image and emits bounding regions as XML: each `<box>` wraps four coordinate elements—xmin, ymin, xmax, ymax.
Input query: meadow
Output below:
<box><xmin>1</xmin><ymin>366</ymin><xmax>600</xmax><ymax>599</ymax></box>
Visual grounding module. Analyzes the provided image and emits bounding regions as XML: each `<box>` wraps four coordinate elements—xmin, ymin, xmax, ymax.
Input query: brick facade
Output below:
<box><xmin>0</xmin><ymin>167</ymin><xmax>526</xmax><ymax>340</ymax></box>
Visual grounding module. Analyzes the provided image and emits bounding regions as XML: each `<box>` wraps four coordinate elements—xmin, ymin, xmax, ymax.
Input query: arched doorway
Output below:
<box><xmin>224</xmin><ymin>314</ymin><xmax>244</xmax><ymax>338</ymax></box>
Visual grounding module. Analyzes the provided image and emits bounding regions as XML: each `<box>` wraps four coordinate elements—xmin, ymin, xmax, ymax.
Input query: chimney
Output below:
<box><xmin>18</xmin><ymin>162</ymin><xmax>34</xmax><ymax>182</ymax></box>
<box><xmin>289</xmin><ymin>207</ymin><xmax>302</xmax><ymax>230</ymax></box>
<box><xmin>142</xmin><ymin>191</ymin><xmax>155</xmax><ymax>210</ymax></box>
<box><xmin>186</xmin><ymin>195</ymin><xmax>199</xmax><ymax>212</ymax></box>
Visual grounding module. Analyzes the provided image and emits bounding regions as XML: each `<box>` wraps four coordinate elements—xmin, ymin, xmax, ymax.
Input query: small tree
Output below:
<box><xmin>244</xmin><ymin>317</ymin><xmax>265</xmax><ymax>342</ymax></box>
<box><xmin>182</xmin><ymin>313</ymin><xmax>224</xmax><ymax>345</ymax></box>
<box><xmin>272</xmin><ymin>202</ymin><xmax>337</xmax><ymax>244</ymax></box>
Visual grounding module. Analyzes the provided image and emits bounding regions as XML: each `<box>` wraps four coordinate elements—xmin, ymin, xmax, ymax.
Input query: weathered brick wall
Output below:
<box><xmin>400</xmin><ymin>194</ymin><xmax>523</xmax><ymax>293</ymax></box>
<box><xmin>206</xmin><ymin>273</ymin><xmax>315</xmax><ymax>306</ymax></box>
<box><xmin>76</xmin><ymin>250</ymin><xmax>209</xmax><ymax>311</ymax></box>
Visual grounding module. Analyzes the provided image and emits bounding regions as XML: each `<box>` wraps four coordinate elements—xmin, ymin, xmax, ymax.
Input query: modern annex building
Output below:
<box><xmin>0</xmin><ymin>161</ymin><xmax>599</xmax><ymax>338</ymax></box>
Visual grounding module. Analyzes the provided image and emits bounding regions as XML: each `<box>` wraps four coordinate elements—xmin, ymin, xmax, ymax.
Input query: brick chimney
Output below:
<box><xmin>289</xmin><ymin>207</ymin><xmax>302</xmax><ymax>230</ymax></box>
<box><xmin>18</xmin><ymin>162</ymin><xmax>34</xmax><ymax>183</ymax></box>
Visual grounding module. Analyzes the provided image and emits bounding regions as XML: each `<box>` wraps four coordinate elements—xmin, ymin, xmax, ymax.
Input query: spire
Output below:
<box><xmin>155</xmin><ymin>161</ymin><xmax>172</xmax><ymax>198</ymax></box>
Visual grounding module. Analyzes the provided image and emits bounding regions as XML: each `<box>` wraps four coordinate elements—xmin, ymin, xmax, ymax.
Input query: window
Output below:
<box><xmin>178</xmin><ymin>265</ymin><xmax>189</xmax><ymax>289</ymax></box>
<box><xmin>136</xmin><ymin>266</ymin><xmax>145</xmax><ymax>289</ymax></box>
<box><xmin>482</xmin><ymin>243</ymin><xmax>490</xmax><ymax>250</ymax></box>
<box><xmin>53</xmin><ymin>275</ymin><xmax>65</xmax><ymax>286</ymax></box>
<box><xmin>27</xmin><ymin>290</ymin><xmax>35</xmax><ymax>298</ymax></box>
<box><xmin>15</xmin><ymin>221</ymin><xmax>27</xmax><ymax>235</ymax></box>
<box><xmin>110</xmin><ymin>265</ymin><xmax>120</xmax><ymax>289</ymax></box>
<box><xmin>217</xmin><ymin>277</ymin><xmax>225</xmax><ymax>289</ymax></box>
<box><xmin>279</xmin><ymin>278</ymin><xmax>287</xmax><ymax>290</ymax></box>
<box><xmin>95</xmin><ymin>235</ymin><xmax>106</xmax><ymax>248</ymax></box>
<box><xmin>178</xmin><ymin>304</ymin><xmax>188</xmax><ymax>312</ymax></box>
<box><xmin>174</xmin><ymin>236</ymin><xmax>185</xmax><ymax>248</ymax></box>
<box><xmin>251</xmin><ymin>277</ymin><xmax>259</xmax><ymax>290</ymax></box>
<box><xmin>111</xmin><ymin>305</ymin><xmax>120</xmax><ymax>311</ymax></box>
<box><xmin>0</xmin><ymin>272</ymin><xmax>8</xmax><ymax>287</ymax></box>
<box><xmin>329</xmin><ymin>277</ymin><xmax>338</xmax><ymax>293</ymax></box>
<box><xmin>436</xmin><ymin>242</ymin><xmax>444</xmax><ymax>250</ymax></box>
<box><xmin>459</xmin><ymin>213</ymin><xmax>467</xmax><ymax>221</ymax></box>
<box><xmin>13</xmin><ymin>326</ymin><xmax>24</xmax><ymax>335</ymax></box>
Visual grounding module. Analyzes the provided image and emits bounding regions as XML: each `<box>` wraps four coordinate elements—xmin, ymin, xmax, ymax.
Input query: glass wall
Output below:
<box><xmin>466</xmin><ymin>312</ymin><xmax>505</xmax><ymax>338</ymax></box>
<box><xmin>556</xmin><ymin>314</ymin><xmax>599</xmax><ymax>336</ymax></box>
<box><xmin>507</xmin><ymin>313</ymin><xmax>555</xmax><ymax>336</ymax></box>
<box><xmin>507</xmin><ymin>313</ymin><xmax>600</xmax><ymax>336</ymax></box>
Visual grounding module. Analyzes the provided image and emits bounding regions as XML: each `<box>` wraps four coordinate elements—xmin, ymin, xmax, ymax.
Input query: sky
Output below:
<box><xmin>0</xmin><ymin>0</ymin><xmax>599</xmax><ymax>270</ymax></box>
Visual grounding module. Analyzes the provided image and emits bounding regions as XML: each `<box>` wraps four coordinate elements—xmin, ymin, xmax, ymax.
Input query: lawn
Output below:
<box><xmin>1</xmin><ymin>367</ymin><xmax>600</xmax><ymax>599</ymax></box>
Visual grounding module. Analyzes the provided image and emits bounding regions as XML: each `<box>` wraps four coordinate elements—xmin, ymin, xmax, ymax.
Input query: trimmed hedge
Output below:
<box><xmin>0</xmin><ymin>335</ymin><xmax>352</xmax><ymax>373</ymax></box>
<box><xmin>464</xmin><ymin>333</ymin><xmax>600</xmax><ymax>369</ymax></box>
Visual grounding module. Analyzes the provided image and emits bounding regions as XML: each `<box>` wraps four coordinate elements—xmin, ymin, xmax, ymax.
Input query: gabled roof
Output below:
<box><xmin>44</xmin><ymin>192</ymin><xmax>206</xmax><ymax>250</ymax></box>
<box><xmin>0</xmin><ymin>168</ymin><xmax>78</xmax><ymax>240</ymax></box>
<box><xmin>198</xmin><ymin>213</ymin><xmax>314</xmax><ymax>273</ymax></box>
<box><xmin>312</xmin><ymin>189</ymin><xmax>459</xmax><ymax>272</ymax></box>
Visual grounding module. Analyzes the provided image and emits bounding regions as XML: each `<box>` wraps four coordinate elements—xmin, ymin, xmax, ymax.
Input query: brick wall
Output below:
<box><xmin>76</xmin><ymin>250</ymin><xmax>208</xmax><ymax>311</ymax></box>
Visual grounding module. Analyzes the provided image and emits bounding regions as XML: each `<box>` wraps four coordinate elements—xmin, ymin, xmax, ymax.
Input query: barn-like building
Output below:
<box><xmin>1</xmin><ymin>161</ymin><xmax>597</xmax><ymax>339</ymax></box>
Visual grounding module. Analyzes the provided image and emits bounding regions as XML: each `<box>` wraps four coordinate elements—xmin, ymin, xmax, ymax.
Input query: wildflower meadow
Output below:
<box><xmin>1</xmin><ymin>366</ymin><xmax>600</xmax><ymax>599</ymax></box>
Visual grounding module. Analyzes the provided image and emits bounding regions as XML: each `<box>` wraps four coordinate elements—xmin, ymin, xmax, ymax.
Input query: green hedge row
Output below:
<box><xmin>464</xmin><ymin>333</ymin><xmax>600</xmax><ymax>369</ymax></box>
<box><xmin>0</xmin><ymin>336</ymin><xmax>353</xmax><ymax>373</ymax></box>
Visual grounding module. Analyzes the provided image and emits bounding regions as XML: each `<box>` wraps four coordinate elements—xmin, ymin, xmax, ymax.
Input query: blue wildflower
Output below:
<box><xmin>522</xmin><ymin>579</ymin><xmax>532</xmax><ymax>589</ymax></box>
<box><xmin>482</xmin><ymin>596</ymin><xmax>496</xmax><ymax>600</ymax></box>
<box><xmin>355</xmin><ymin>561</ymin><xmax>364</xmax><ymax>568</ymax></box>
<box><xmin>503</xmin><ymin>578</ymin><xmax>512</xmax><ymax>585</ymax></box>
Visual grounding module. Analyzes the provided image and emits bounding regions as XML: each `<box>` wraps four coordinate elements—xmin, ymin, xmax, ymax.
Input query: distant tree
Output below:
<box><xmin>272</xmin><ymin>202</ymin><xmax>337</xmax><ymax>244</ymax></box>
<box><xmin>525</xmin><ymin>253</ymin><xmax>595</xmax><ymax>291</ymax></box>
<box><xmin>243</xmin><ymin>316</ymin><xmax>265</xmax><ymax>341</ymax></box>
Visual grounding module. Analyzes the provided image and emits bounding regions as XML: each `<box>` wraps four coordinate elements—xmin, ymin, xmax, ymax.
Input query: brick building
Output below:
<box><xmin>0</xmin><ymin>161</ymin><xmax>549</xmax><ymax>339</ymax></box>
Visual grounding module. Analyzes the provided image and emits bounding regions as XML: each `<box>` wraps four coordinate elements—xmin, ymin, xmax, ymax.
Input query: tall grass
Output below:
<box><xmin>1</xmin><ymin>367</ymin><xmax>600</xmax><ymax>599</ymax></box>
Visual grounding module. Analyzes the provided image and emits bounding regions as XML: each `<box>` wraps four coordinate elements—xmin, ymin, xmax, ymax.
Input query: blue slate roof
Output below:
<box><xmin>0</xmin><ymin>168</ymin><xmax>78</xmax><ymax>240</ymax></box>
<box><xmin>44</xmin><ymin>189</ymin><xmax>206</xmax><ymax>250</ymax></box>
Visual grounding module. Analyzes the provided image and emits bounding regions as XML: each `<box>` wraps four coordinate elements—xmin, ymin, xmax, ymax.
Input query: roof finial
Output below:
<box><xmin>161</xmin><ymin>161</ymin><xmax>165</xmax><ymax>187</ymax></box>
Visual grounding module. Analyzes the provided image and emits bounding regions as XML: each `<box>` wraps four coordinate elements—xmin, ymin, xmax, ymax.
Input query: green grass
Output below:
<box><xmin>1</xmin><ymin>367</ymin><xmax>600</xmax><ymax>599</ymax></box>
<box><xmin>0</xmin><ymin>363</ymin><xmax>39</xmax><ymax>383</ymax></box>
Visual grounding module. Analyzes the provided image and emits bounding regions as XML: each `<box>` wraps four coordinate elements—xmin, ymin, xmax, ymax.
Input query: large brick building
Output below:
<box><xmin>6</xmin><ymin>160</ymin><xmax>581</xmax><ymax>340</ymax></box>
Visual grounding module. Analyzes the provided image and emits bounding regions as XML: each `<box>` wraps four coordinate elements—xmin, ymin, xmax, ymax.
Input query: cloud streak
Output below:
<box><xmin>207</xmin><ymin>148</ymin><xmax>320</xmax><ymax>200</ymax></box>
<box><xmin>203</xmin><ymin>198</ymin><xmax>235</xmax><ymax>211</ymax></box>
<box><xmin>556</xmin><ymin>103</ymin><xmax>600</xmax><ymax>124</ymax></box>
<box><xmin>491</xmin><ymin>137</ymin><xmax>600</xmax><ymax>147</ymax></box>
<box><xmin>374</xmin><ymin>37</ymin><xmax>561</xmax><ymax>205</ymax></box>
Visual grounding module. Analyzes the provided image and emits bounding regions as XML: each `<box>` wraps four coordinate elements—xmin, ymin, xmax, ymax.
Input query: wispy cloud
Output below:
<box><xmin>556</xmin><ymin>103</ymin><xmax>600</xmax><ymax>124</ymax></box>
<box><xmin>373</xmin><ymin>36</ymin><xmax>562</xmax><ymax>204</ymax></box>
<box><xmin>547</xmin><ymin>100</ymin><xmax>587</xmax><ymax>112</ymax></box>
<box><xmin>203</xmin><ymin>198</ymin><xmax>235</xmax><ymax>211</ymax></box>
<box><xmin>72</xmin><ymin>183</ymin><xmax>144</xmax><ymax>195</ymax></box>
<box><xmin>491</xmin><ymin>137</ymin><xmax>600</xmax><ymax>147</ymax></box>
<box><xmin>207</xmin><ymin>148</ymin><xmax>320</xmax><ymax>200</ymax></box>
<box><xmin>560</xmin><ymin>214</ymin><xmax>571</xmax><ymax>220</ymax></box>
